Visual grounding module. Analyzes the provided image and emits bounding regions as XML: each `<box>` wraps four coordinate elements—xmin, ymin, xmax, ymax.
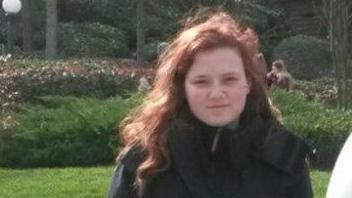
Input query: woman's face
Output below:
<box><xmin>184</xmin><ymin>47</ymin><xmax>250</xmax><ymax>127</ymax></box>
<box><xmin>272</xmin><ymin>65</ymin><xmax>279</xmax><ymax>74</ymax></box>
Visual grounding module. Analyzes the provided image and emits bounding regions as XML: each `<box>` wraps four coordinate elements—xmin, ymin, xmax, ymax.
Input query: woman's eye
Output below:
<box><xmin>193</xmin><ymin>80</ymin><xmax>208</xmax><ymax>85</ymax></box>
<box><xmin>224</xmin><ymin>77</ymin><xmax>237</xmax><ymax>82</ymax></box>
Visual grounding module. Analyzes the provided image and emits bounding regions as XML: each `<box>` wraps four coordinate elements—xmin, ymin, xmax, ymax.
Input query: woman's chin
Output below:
<box><xmin>201</xmin><ymin>118</ymin><xmax>234</xmax><ymax>127</ymax></box>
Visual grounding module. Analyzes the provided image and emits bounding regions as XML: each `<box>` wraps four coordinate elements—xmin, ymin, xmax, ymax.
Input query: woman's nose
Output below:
<box><xmin>208</xmin><ymin>85</ymin><xmax>225</xmax><ymax>100</ymax></box>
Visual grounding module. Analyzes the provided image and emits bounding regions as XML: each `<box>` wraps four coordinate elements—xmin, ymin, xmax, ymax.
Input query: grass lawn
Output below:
<box><xmin>0</xmin><ymin>166</ymin><xmax>330</xmax><ymax>198</ymax></box>
<box><xmin>0</xmin><ymin>166</ymin><xmax>113</xmax><ymax>198</ymax></box>
<box><xmin>311</xmin><ymin>170</ymin><xmax>331</xmax><ymax>198</ymax></box>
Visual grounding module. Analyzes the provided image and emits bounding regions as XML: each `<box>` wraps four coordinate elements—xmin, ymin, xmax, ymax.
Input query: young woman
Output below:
<box><xmin>108</xmin><ymin>10</ymin><xmax>313</xmax><ymax>198</ymax></box>
<box><xmin>266</xmin><ymin>59</ymin><xmax>295</xmax><ymax>91</ymax></box>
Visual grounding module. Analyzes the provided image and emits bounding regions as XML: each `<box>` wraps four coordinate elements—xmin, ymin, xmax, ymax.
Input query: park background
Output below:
<box><xmin>0</xmin><ymin>0</ymin><xmax>352</xmax><ymax>197</ymax></box>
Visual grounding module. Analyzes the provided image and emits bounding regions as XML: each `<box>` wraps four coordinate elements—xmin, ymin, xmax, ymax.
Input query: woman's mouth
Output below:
<box><xmin>207</xmin><ymin>104</ymin><xmax>230</xmax><ymax>109</ymax></box>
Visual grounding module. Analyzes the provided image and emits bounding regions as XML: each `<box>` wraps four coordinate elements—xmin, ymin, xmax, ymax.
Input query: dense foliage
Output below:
<box><xmin>273</xmin><ymin>35</ymin><xmax>333</xmax><ymax>80</ymax></box>
<box><xmin>58</xmin><ymin>23</ymin><xmax>129</xmax><ymax>57</ymax></box>
<box><xmin>0</xmin><ymin>0</ymin><xmax>289</xmax><ymax>59</ymax></box>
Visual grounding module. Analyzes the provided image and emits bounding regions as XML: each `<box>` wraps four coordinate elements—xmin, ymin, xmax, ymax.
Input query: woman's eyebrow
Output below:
<box><xmin>191</xmin><ymin>72</ymin><xmax>239</xmax><ymax>79</ymax></box>
<box><xmin>222</xmin><ymin>72</ymin><xmax>238</xmax><ymax>76</ymax></box>
<box><xmin>191</xmin><ymin>74</ymin><xmax>208</xmax><ymax>79</ymax></box>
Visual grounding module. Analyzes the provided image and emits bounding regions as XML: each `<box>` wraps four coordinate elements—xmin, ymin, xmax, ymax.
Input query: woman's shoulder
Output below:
<box><xmin>277</xmin><ymin>71</ymin><xmax>294</xmax><ymax>81</ymax></box>
<box><xmin>117</xmin><ymin>144</ymin><xmax>146</xmax><ymax>173</ymax></box>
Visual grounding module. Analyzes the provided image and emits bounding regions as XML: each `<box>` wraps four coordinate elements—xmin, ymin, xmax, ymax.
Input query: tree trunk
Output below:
<box><xmin>329</xmin><ymin>0</ymin><xmax>352</xmax><ymax>109</ymax></box>
<box><xmin>136</xmin><ymin>0</ymin><xmax>145</xmax><ymax>66</ymax></box>
<box><xmin>45</xmin><ymin>0</ymin><xmax>58</xmax><ymax>59</ymax></box>
<box><xmin>21</xmin><ymin>0</ymin><xmax>32</xmax><ymax>54</ymax></box>
<box><xmin>347</xmin><ymin>60</ymin><xmax>352</xmax><ymax>108</ymax></box>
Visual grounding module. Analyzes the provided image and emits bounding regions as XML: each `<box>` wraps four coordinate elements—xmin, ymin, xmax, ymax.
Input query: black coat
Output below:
<box><xmin>108</xmin><ymin>118</ymin><xmax>313</xmax><ymax>198</ymax></box>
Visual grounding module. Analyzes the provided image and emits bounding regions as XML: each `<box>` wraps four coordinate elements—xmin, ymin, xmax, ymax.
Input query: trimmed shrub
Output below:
<box><xmin>295</xmin><ymin>77</ymin><xmax>337</xmax><ymax>106</ymax></box>
<box><xmin>17</xmin><ymin>71</ymin><xmax>137</xmax><ymax>101</ymax></box>
<box><xmin>273</xmin><ymin>35</ymin><xmax>332</xmax><ymax>80</ymax></box>
<box><xmin>0</xmin><ymin>94</ymin><xmax>144</xmax><ymax>168</ymax></box>
<box><xmin>271</xmin><ymin>89</ymin><xmax>352</xmax><ymax>168</ymax></box>
<box><xmin>58</xmin><ymin>22</ymin><xmax>129</xmax><ymax>57</ymax></box>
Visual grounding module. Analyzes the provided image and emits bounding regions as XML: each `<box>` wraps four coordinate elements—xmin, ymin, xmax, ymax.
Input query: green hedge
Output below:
<box><xmin>271</xmin><ymin>89</ymin><xmax>352</xmax><ymax>168</ymax></box>
<box><xmin>6</xmin><ymin>59</ymin><xmax>145</xmax><ymax>102</ymax></box>
<box><xmin>0</xmin><ymin>94</ymin><xmax>143</xmax><ymax>168</ymax></box>
<box><xmin>273</xmin><ymin>35</ymin><xmax>332</xmax><ymax>80</ymax></box>
<box><xmin>17</xmin><ymin>72</ymin><xmax>138</xmax><ymax>101</ymax></box>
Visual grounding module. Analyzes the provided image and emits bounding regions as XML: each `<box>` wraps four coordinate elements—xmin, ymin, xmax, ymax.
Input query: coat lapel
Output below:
<box><xmin>168</xmin><ymin>127</ymin><xmax>213</xmax><ymax>198</ymax></box>
<box><xmin>235</xmin><ymin>117</ymin><xmax>311</xmax><ymax>175</ymax></box>
<box><xmin>260</xmin><ymin>127</ymin><xmax>311</xmax><ymax>175</ymax></box>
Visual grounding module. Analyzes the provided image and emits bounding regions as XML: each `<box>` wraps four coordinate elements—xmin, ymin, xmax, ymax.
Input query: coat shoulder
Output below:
<box><xmin>118</xmin><ymin>144</ymin><xmax>146</xmax><ymax>173</ymax></box>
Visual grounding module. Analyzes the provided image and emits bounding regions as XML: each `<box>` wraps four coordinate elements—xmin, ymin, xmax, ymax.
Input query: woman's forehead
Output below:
<box><xmin>186</xmin><ymin>47</ymin><xmax>245</xmax><ymax>76</ymax></box>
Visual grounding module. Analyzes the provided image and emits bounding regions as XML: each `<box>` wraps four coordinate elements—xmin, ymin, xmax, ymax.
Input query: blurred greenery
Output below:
<box><xmin>1</xmin><ymin>0</ymin><xmax>295</xmax><ymax>60</ymax></box>
<box><xmin>58</xmin><ymin>22</ymin><xmax>129</xmax><ymax>58</ymax></box>
<box><xmin>273</xmin><ymin>35</ymin><xmax>333</xmax><ymax>80</ymax></box>
<box><xmin>271</xmin><ymin>88</ymin><xmax>352</xmax><ymax>168</ymax></box>
<box><xmin>0</xmin><ymin>94</ymin><xmax>144</xmax><ymax>168</ymax></box>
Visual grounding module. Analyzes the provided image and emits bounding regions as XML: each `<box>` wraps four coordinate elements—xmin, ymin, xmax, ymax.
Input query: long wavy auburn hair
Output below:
<box><xmin>119</xmin><ymin>10</ymin><xmax>277</xmax><ymax>184</ymax></box>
